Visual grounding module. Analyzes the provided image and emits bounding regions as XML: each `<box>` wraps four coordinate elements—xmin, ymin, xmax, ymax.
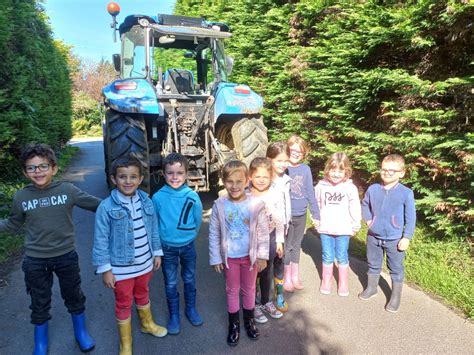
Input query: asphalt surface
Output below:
<box><xmin>0</xmin><ymin>138</ymin><xmax>473</xmax><ymax>354</ymax></box>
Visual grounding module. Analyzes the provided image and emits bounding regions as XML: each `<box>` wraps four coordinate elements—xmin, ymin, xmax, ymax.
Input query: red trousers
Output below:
<box><xmin>114</xmin><ymin>271</ymin><xmax>152</xmax><ymax>320</ymax></box>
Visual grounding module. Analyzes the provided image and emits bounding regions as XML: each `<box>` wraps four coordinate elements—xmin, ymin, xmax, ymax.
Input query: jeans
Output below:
<box><xmin>114</xmin><ymin>271</ymin><xmax>152</xmax><ymax>320</ymax></box>
<box><xmin>224</xmin><ymin>256</ymin><xmax>258</xmax><ymax>313</ymax></box>
<box><xmin>320</xmin><ymin>234</ymin><xmax>350</xmax><ymax>265</ymax></box>
<box><xmin>366</xmin><ymin>235</ymin><xmax>405</xmax><ymax>282</ymax></box>
<box><xmin>285</xmin><ymin>214</ymin><xmax>307</xmax><ymax>264</ymax></box>
<box><xmin>22</xmin><ymin>250</ymin><xmax>86</xmax><ymax>325</ymax></box>
<box><xmin>161</xmin><ymin>241</ymin><xmax>196</xmax><ymax>300</ymax></box>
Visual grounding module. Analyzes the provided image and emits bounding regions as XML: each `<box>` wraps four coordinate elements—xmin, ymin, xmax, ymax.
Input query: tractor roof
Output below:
<box><xmin>119</xmin><ymin>14</ymin><xmax>231</xmax><ymax>39</ymax></box>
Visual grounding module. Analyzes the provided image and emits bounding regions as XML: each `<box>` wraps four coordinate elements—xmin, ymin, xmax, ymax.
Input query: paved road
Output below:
<box><xmin>0</xmin><ymin>138</ymin><xmax>473</xmax><ymax>354</ymax></box>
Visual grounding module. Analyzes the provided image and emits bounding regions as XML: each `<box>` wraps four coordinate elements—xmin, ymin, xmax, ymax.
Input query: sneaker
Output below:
<box><xmin>254</xmin><ymin>305</ymin><xmax>268</xmax><ymax>324</ymax></box>
<box><xmin>262</xmin><ymin>302</ymin><xmax>283</xmax><ymax>319</ymax></box>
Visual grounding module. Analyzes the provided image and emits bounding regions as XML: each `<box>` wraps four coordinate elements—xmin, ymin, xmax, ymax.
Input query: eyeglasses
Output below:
<box><xmin>289</xmin><ymin>149</ymin><xmax>303</xmax><ymax>156</ymax></box>
<box><xmin>25</xmin><ymin>163</ymin><xmax>50</xmax><ymax>173</ymax></box>
<box><xmin>380</xmin><ymin>169</ymin><xmax>402</xmax><ymax>175</ymax></box>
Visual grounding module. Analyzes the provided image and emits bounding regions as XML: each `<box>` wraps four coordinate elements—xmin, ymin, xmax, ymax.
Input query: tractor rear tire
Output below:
<box><xmin>229</xmin><ymin>116</ymin><xmax>268</xmax><ymax>167</ymax></box>
<box><xmin>104</xmin><ymin>109</ymin><xmax>151</xmax><ymax>193</ymax></box>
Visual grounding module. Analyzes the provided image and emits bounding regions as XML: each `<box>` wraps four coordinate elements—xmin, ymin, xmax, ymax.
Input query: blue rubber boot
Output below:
<box><xmin>33</xmin><ymin>322</ymin><xmax>48</xmax><ymax>355</ymax></box>
<box><xmin>184</xmin><ymin>284</ymin><xmax>203</xmax><ymax>326</ymax></box>
<box><xmin>71</xmin><ymin>312</ymin><xmax>95</xmax><ymax>352</ymax></box>
<box><xmin>166</xmin><ymin>293</ymin><xmax>181</xmax><ymax>335</ymax></box>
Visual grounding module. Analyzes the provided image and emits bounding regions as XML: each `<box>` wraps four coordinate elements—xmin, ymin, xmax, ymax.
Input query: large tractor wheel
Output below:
<box><xmin>104</xmin><ymin>109</ymin><xmax>151</xmax><ymax>193</ymax></box>
<box><xmin>216</xmin><ymin>116</ymin><xmax>268</xmax><ymax>167</ymax></box>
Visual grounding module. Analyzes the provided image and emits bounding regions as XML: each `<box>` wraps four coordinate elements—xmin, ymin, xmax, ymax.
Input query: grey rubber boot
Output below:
<box><xmin>358</xmin><ymin>274</ymin><xmax>380</xmax><ymax>300</ymax></box>
<box><xmin>386</xmin><ymin>282</ymin><xmax>403</xmax><ymax>313</ymax></box>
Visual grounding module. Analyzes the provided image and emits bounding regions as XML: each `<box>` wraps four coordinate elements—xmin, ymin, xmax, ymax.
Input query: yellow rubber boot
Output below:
<box><xmin>136</xmin><ymin>303</ymin><xmax>167</xmax><ymax>337</ymax></box>
<box><xmin>117</xmin><ymin>317</ymin><xmax>132</xmax><ymax>355</ymax></box>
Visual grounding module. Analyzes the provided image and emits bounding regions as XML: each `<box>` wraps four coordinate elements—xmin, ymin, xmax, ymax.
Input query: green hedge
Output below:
<box><xmin>174</xmin><ymin>0</ymin><xmax>473</xmax><ymax>240</ymax></box>
<box><xmin>0</xmin><ymin>0</ymin><xmax>72</xmax><ymax>179</ymax></box>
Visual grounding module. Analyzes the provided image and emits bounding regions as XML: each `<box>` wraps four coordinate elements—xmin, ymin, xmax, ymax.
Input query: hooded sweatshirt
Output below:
<box><xmin>152</xmin><ymin>184</ymin><xmax>203</xmax><ymax>247</ymax></box>
<box><xmin>314</xmin><ymin>178</ymin><xmax>361</xmax><ymax>236</ymax></box>
<box><xmin>0</xmin><ymin>181</ymin><xmax>101</xmax><ymax>258</ymax></box>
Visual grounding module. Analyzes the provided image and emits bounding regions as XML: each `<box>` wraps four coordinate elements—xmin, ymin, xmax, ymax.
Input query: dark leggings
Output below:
<box><xmin>284</xmin><ymin>214</ymin><xmax>307</xmax><ymax>265</ymax></box>
<box><xmin>258</xmin><ymin>231</ymin><xmax>282</xmax><ymax>305</ymax></box>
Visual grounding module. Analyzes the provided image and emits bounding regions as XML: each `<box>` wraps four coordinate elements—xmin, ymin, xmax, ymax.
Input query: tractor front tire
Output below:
<box><xmin>104</xmin><ymin>109</ymin><xmax>151</xmax><ymax>193</ymax></box>
<box><xmin>230</xmin><ymin>116</ymin><xmax>268</xmax><ymax>167</ymax></box>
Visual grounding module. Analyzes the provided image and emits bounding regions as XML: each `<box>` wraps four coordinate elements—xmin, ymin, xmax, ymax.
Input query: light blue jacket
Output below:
<box><xmin>92</xmin><ymin>189</ymin><xmax>162</xmax><ymax>268</ymax></box>
<box><xmin>361</xmin><ymin>183</ymin><xmax>416</xmax><ymax>240</ymax></box>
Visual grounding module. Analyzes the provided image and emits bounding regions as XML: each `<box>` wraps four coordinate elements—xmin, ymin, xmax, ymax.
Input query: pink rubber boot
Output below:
<box><xmin>291</xmin><ymin>263</ymin><xmax>304</xmax><ymax>290</ymax></box>
<box><xmin>337</xmin><ymin>264</ymin><xmax>349</xmax><ymax>297</ymax></box>
<box><xmin>283</xmin><ymin>264</ymin><xmax>294</xmax><ymax>292</ymax></box>
<box><xmin>320</xmin><ymin>263</ymin><xmax>334</xmax><ymax>295</ymax></box>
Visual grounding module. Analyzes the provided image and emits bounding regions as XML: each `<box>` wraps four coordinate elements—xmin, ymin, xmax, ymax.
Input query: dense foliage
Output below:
<box><xmin>0</xmin><ymin>0</ymin><xmax>72</xmax><ymax>177</ymax></box>
<box><xmin>174</xmin><ymin>0</ymin><xmax>473</xmax><ymax>240</ymax></box>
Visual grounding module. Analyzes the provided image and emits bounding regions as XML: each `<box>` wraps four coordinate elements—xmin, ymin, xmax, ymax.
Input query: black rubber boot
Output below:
<box><xmin>358</xmin><ymin>274</ymin><xmax>380</xmax><ymax>301</ymax></box>
<box><xmin>227</xmin><ymin>311</ymin><xmax>240</xmax><ymax>346</ymax></box>
<box><xmin>386</xmin><ymin>282</ymin><xmax>403</xmax><ymax>313</ymax></box>
<box><xmin>243</xmin><ymin>308</ymin><xmax>259</xmax><ymax>340</ymax></box>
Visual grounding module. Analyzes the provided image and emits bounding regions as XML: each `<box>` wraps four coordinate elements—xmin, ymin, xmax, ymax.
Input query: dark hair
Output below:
<box><xmin>222</xmin><ymin>160</ymin><xmax>248</xmax><ymax>181</ymax></box>
<box><xmin>249</xmin><ymin>157</ymin><xmax>273</xmax><ymax>177</ymax></box>
<box><xmin>21</xmin><ymin>144</ymin><xmax>57</xmax><ymax>170</ymax></box>
<box><xmin>163</xmin><ymin>152</ymin><xmax>189</xmax><ymax>173</ymax></box>
<box><xmin>111</xmin><ymin>155</ymin><xmax>144</xmax><ymax>176</ymax></box>
<box><xmin>266</xmin><ymin>141</ymin><xmax>288</xmax><ymax>159</ymax></box>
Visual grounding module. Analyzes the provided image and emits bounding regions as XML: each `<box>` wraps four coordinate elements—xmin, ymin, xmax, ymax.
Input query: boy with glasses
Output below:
<box><xmin>0</xmin><ymin>144</ymin><xmax>101</xmax><ymax>354</ymax></box>
<box><xmin>359</xmin><ymin>154</ymin><xmax>416</xmax><ymax>313</ymax></box>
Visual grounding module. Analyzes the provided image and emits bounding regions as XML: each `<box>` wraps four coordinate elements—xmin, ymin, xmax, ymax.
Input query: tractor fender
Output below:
<box><xmin>213</xmin><ymin>83</ymin><xmax>263</xmax><ymax>124</ymax></box>
<box><xmin>102</xmin><ymin>79</ymin><xmax>162</xmax><ymax>115</ymax></box>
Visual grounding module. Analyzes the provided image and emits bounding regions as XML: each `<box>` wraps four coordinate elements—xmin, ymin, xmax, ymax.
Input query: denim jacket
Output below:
<box><xmin>92</xmin><ymin>189</ymin><xmax>162</xmax><ymax>268</ymax></box>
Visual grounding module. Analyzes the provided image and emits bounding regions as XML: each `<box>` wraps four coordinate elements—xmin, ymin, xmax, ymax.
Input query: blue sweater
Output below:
<box><xmin>361</xmin><ymin>183</ymin><xmax>416</xmax><ymax>240</ymax></box>
<box><xmin>288</xmin><ymin>163</ymin><xmax>320</xmax><ymax>219</ymax></box>
<box><xmin>152</xmin><ymin>184</ymin><xmax>203</xmax><ymax>247</ymax></box>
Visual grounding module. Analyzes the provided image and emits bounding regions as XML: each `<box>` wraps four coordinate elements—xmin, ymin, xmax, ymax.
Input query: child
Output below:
<box><xmin>93</xmin><ymin>155</ymin><xmax>167</xmax><ymax>355</ymax></box>
<box><xmin>208</xmin><ymin>160</ymin><xmax>269</xmax><ymax>346</ymax></box>
<box><xmin>266</xmin><ymin>141</ymin><xmax>291</xmax><ymax>312</ymax></box>
<box><xmin>0</xmin><ymin>144</ymin><xmax>99</xmax><ymax>354</ymax></box>
<box><xmin>248</xmin><ymin>157</ymin><xmax>284</xmax><ymax>323</ymax></box>
<box><xmin>152</xmin><ymin>153</ymin><xmax>203</xmax><ymax>334</ymax></box>
<box><xmin>360</xmin><ymin>154</ymin><xmax>416</xmax><ymax>313</ymax></box>
<box><xmin>285</xmin><ymin>134</ymin><xmax>320</xmax><ymax>291</ymax></box>
<box><xmin>314</xmin><ymin>152</ymin><xmax>361</xmax><ymax>296</ymax></box>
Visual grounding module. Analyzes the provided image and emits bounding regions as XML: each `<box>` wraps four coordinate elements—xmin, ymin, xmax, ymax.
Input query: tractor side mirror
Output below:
<box><xmin>225</xmin><ymin>56</ymin><xmax>234</xmax><ymax>76</ymax></box>
<box><xmin>112</xmin><ymin>54</ymin><xmax>121</xmax><ymax>72</ymax></box>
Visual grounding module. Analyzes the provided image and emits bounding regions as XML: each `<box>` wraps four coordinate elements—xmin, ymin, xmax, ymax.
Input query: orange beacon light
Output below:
<box><xmin>107</xmin><ymin>2</ymin><xmax>121</xmax><ymax>17</ymax></box>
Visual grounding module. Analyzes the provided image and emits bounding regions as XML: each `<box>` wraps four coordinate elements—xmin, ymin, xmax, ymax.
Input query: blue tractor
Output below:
<box><xmin>103</xmin><ymin>3</ymin><xmax>268</xmax><ymax>193</ymax></box>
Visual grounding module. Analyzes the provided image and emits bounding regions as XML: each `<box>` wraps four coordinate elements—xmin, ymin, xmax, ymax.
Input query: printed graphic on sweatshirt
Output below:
<box><xmin>290</xmin><ymin>175</ymin><xmax>304</xmax><ymax>198</ymax></box>
<box><xmin>22</xmin><ymin>195</ymin><xmax>68</xmax><ymax>211</ymax></box>
<box><xmin>177</xmin><ymin>197</ymin><xmax>197</xmax><ymax>230</ymax></box>
<box><xmin>224</xmin><ymin>199</ymin><xmax>250</xmax><ymax>257</ymax></box>
<box><xmin>323</xmin><ymin>191</ymin><xmax>345</xmax><ymax>206</ymax></box>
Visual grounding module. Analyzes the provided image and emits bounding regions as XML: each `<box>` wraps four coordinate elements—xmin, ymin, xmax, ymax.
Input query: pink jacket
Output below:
<box><xmin>314</xmin><ymin>179</ymin><xmax>361</xmax><ymax>236</ymax></box>
<box><xmin>208</xmin><ymin>195</ymin><xmax>270</xmax><ymax>268</ymax></box>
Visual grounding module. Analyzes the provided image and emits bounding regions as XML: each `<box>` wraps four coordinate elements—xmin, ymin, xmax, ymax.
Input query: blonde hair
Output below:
<box><xmin>222</xmin><ymin>160</ymin><xmax>248</xmax><ymax>182</ymax></box>
<box><xmin>324</xmin><ymin>152</ymin><xmax>352</xmax><ymax>180</ymax></box>
<box><xmin>287</xmin><ymin>134</ymin><xmax>309</xmax><ymax>159</ymax></box>
<box><xmin>382</xmin><ymin>154</ymin><xmax>405</xmax><ymax>169</ymax></box>
<box><xmin>249</xmin><ymin>157</ymin><xmax>273</xmax><ymax>177</ymax></box>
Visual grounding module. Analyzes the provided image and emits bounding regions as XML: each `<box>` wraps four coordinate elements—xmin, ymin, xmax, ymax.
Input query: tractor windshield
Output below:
<box><xmin>121</xmin><ymin>26</ymin><xmax>147</xmax><ymax>79</ymax></box>
<box><xmin>212</xmin><ymin>39</ymin><xmax>228</xmax><ymax>82</ymax></box>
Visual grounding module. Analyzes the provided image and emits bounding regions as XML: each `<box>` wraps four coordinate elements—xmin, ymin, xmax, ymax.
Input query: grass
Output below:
<box><xmin>0</xmin><ymin>145</ymin><xmax>79</xmax><ymax>263</ymax></box>
<box><xmin>349</xmin><ymin>223</ymin><xmax>474</xmax><ymax>319</ymax></box>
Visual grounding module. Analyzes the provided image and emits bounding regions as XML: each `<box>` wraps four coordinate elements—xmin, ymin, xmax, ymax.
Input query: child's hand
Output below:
<box><xmin>366</xmin><ymin>220</ymin><xmax>372</xmax><ymax>227</ymax></box>
<box><xmin>102</xmin><ymin>270</ymin><xmax>116</xmax><ymax>289</ymax></box>
<box><xmin>276</xmin><ymin>243</ymin><xmax>284</xmax><ymax>258</ymax></box>
<box><xmin>154</xmin><ymin>256</ymin><xmax>162</xmax><ymax>270</ymax></box>
<box><xmin>213</xmin><ymin>264</ymin><xmax>224</xmax><ymax>273</ymax></box>
<box><xmin>398</xmin><ymin>237</ymin><xmax>410</xmax><ymax>251</ymax></box>
<box><xmin>256</xmin><ymin>258</ymin><xmax>267</xmax><ymax>272</ymax></box>
<box><xmin>313</xmin><ymin>219</ymin><xmax>320</xmax><ymax>228</ymax></box>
